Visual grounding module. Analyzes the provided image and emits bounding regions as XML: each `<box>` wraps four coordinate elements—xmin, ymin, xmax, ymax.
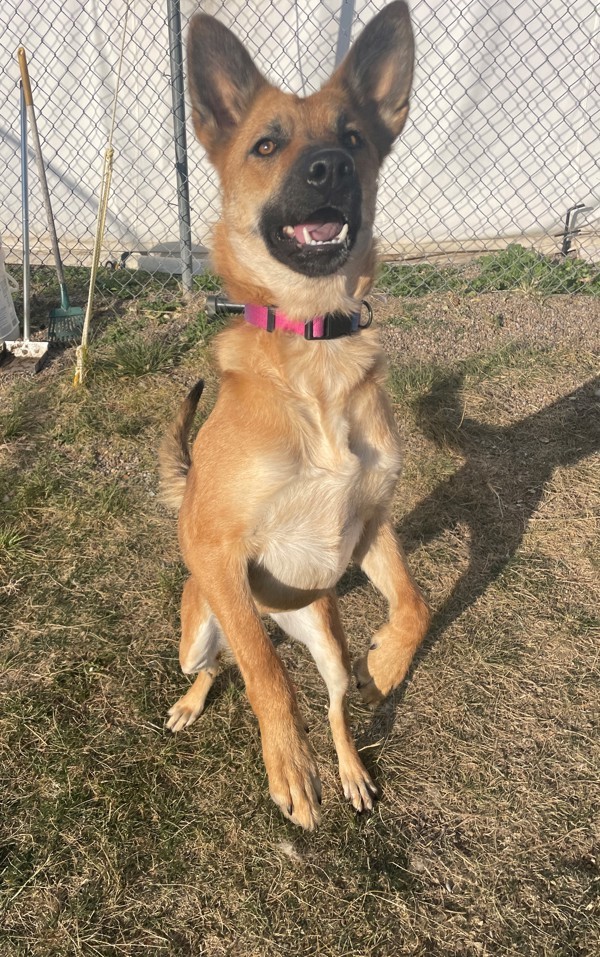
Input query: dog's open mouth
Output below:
<box><xmin>262</xmin><ymin>204</ymin><xmax>359</xmax><ymax>277</ymax></box>
<box><xmin>279</xmin><ymin>209</ymin><xmax>349</xmax><ymax>248</ymax></box>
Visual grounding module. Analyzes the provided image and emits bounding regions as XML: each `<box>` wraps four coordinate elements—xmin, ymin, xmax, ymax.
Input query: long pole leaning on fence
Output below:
<box><xmin>73</xmin><ymin>3</ymin><xmax>129</xmax><ymax>387</ymax></box>
<box><xmin>335</xmin><ymin>0</ymin><xmax>355</xmax><ymax>65</ymax></box>
<box><xmin>20</xmin><ymin>81</ymin><xmax>30</xmax><ymax>341</ymax></box>
<box><xmin>167</xmin><ymin>0</ymin><xmax>193</xmax><ymax>295</ymax></box>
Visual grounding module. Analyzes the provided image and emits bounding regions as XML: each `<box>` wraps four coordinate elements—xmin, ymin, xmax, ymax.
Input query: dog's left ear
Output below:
<box><xmin>187</xmin><ymin>14</ymin><xmax>268</xmax><ymax>157</ymax></box>
<box><xmin>334</xmin><ymin>1</ymin><xmax>414</xmax><ymax>156</ymax></box>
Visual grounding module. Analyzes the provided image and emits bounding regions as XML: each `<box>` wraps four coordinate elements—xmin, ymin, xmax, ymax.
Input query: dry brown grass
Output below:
<box><xmin>0</xmin><ymin>288</ymin><xmax>598</xmax><ymax>956</ymax></box>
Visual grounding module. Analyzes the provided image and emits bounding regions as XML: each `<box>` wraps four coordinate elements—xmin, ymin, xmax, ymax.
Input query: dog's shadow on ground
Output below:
<box><xmin>345</xmin><ymin>371</ymin><xmax>600</xmax><ymax>751</ymax></box>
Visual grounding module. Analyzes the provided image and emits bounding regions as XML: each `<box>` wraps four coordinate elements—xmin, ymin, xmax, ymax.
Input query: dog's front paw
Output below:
<box><xmin>353</xmin><ymin>621</ymin><xmax>421</xmax><ymax>707</ymax></box>
<box><xmin>262</xmin><ymin>723</ymin><xmax>322</xmax><ymax>831</ymax></box>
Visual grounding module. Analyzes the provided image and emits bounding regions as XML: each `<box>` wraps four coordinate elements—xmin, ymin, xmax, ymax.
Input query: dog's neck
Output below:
<box><xmin>216</xmin><ymin>318</ymin><xmax>385</xmax><ymax>406</ymax></box>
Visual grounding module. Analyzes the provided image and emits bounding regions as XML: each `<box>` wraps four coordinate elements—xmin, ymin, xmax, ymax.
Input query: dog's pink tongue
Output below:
<box><xmin>293</xmin><ymin>221</ymin><xmax>342</xmax><ymax>243</ymax></box>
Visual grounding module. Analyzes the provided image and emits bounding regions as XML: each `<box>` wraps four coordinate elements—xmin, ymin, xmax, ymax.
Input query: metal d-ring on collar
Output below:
<box><xmin>359</xmin><ymin>299</ymin><xmax>373</xmax><ymax>328</ymax></box>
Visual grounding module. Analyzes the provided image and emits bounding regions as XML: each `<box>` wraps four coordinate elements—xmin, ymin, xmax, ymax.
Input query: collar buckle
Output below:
<box><xmin>304</xmin><ymin>311</ymin><xmax>357</xmax><ymax>340</ymax></box>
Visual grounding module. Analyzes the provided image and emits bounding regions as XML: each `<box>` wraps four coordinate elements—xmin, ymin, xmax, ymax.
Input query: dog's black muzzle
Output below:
<box><xmin>259</xmin><ymin>145</ymin><xmax>362</xmax><ymax>278</ymax></box>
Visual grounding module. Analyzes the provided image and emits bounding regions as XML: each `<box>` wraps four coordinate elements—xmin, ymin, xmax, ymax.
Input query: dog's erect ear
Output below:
<box><xmin>335</xmin><ymin>1</ymin><xmax>414</xmax><ymax>155</ymax></box>
<box><xmin>187</xmin><ymin>14</ymin><xmax>268</xmax><ymax>155</ymax></box>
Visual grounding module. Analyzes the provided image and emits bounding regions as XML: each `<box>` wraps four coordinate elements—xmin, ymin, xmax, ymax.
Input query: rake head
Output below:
<box><xmin>48</xmin><ymin>309</ymin><xmax>84</xmax><ymax>342</ymax></box>
<box><xmin>48</xmin><ymin>285</ymin><xmax>84</xmax><ymax>341</ymax></box>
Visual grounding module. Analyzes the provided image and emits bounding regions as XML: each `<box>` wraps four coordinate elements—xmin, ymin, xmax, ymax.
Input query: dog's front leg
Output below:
<box><xmin>352</xmin><ymin>518</ymin><xmax>430</xmax><ymax>707</ymax></box>
<box><xmin>198</xmin><ymin>551</ymin><xmax>322</xmax><ymax>830</ymax></box>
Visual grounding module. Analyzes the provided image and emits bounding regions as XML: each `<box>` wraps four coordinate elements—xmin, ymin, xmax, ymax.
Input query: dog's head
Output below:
<box><xmin>188</xmin><ymin>2</ymin><xmax>414</xmax><ymax>317</ymax></box>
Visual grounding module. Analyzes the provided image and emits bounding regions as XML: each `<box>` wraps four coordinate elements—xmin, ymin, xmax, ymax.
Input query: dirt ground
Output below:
<box><xmin>375</xmin><ymin>289</ymin><xmax>599</xmax><ymax>357</ymax></box>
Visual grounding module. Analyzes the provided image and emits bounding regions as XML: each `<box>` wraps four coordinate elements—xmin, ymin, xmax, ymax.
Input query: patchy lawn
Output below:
<box><xmin>1</xmin><ymin>263</ymin><xmax>599</xmax><ymax>956</ymax></box>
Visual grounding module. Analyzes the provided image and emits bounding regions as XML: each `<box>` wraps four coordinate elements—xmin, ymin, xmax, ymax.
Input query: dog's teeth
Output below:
<box><xmin>298</xmin><ymin>224</ymin><xmax>348</xmax><ymax>248</ymax></box>
<box><xmin>283</xmin><ymin>225</ymin><xmax>295</xmax><ymax>238</ymax></box>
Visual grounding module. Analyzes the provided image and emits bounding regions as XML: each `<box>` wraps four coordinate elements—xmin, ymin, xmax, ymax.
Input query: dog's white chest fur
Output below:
<box><xmin>253</xmin><ymin>400</ymin><xmax>401</xmax><ymax>592</ymax></box>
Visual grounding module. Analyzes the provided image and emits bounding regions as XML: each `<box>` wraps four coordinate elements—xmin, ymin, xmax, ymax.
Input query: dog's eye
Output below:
<box><xmin>254</xmin><ymin>138</ymin><xmax>277</xmax><ymax>157</ymax></box>
<box><xmin>342</xmin><ymin>129</ymin><xmax>363</xmax><ymax>149</ymax></box>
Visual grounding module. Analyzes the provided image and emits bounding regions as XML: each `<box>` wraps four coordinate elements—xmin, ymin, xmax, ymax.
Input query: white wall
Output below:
<box><xmin>0</xmin><ymin>0</ymin><xmax>598</xmax><ymax>265</ymax></box>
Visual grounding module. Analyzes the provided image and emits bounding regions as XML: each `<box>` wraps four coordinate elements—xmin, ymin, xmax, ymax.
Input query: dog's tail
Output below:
<box><xmin>159</xmin><ymin>379</ymin><xmax>204</xmax><ymax>510</ymax></box>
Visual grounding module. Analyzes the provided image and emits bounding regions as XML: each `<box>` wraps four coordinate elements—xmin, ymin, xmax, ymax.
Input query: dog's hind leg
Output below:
<box><xmin>352</xmin><ymin>519</ymin><xmax>431</xmax><ymax>707</ymax></box>
<box><xmin>166</xmin><ymin>576</ymin><xmax>222</xmax><ymax>732</ymax></box>
<box><xmin>272</xmin><ymin>595</ymin><xmax>377</xmax><ymax>812</ymax></box>
<box><xmin>167</xmin><ymin>670</ymin><xmax>218</xmax><ymax>732</ymax></box>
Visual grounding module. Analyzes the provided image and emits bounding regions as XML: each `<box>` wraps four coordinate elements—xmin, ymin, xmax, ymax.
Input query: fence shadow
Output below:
<box><xmin>358</xmin><ymin>372</ymin><xmax>600</xmax><ymax>749</ymax></box>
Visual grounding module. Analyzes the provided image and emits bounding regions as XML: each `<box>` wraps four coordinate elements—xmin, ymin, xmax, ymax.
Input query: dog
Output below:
<box><xmin>160</xmin><ymin>1</ymin><xmax>430</xmax><ymax>830</ymax></box>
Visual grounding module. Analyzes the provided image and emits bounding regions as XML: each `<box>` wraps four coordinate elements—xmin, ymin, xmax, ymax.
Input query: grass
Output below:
<box><xmin>379</xmin><ymin>244</ymin><xmax>600</xmax><ymax>298</ymax></box>
<box><xmin>386</xmin><ymin>342</ymin><xmax>566</xmax><ymax>406</ymax></box>
<box><xmin>0</xmin><ymin>276</ymin><xmax>599</xmax><ymax>955</ymax></box>
<box><xmin>97</xmin><ymin>337</ymin><xmax>187</xmax><ymax>378</ymax></box>
<box><xmin>0</xmin><ymin>401</ymin><xmax>35</xmax><ymax>441</ymax></box>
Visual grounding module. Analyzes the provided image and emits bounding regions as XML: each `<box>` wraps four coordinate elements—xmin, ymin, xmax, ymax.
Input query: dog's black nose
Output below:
<box><xmin>305</xmin><ymin>148</ymin><xmax>355</xmax><ymax>193</ymax></box>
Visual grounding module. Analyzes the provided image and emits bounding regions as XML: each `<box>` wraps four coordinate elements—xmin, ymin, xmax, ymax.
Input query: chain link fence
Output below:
<box><xmin>1</xmin><ymin>0</ymin><xmax>599</xmax><ymax>313</ymax></box>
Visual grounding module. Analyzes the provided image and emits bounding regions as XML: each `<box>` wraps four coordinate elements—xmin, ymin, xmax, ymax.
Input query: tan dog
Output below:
<box><xmin>160</xmin><ymin>1</ymin><xmax>430</xmax><ymax>830</ymax></box>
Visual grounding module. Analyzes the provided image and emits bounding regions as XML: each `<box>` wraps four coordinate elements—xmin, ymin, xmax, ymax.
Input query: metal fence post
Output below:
<box><xmin>167</xmin><ymin>0</ymin><xmax>193</xmax><ymax>294</ymax></box>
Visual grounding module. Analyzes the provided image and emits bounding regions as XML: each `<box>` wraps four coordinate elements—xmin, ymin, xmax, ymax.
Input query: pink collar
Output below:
<box><xmin>244</xmin><ymin>304</ymin><xmax>370</xmax><ymax>340</ymax></box>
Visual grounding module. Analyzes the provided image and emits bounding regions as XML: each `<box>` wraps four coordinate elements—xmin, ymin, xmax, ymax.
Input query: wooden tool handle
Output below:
<box><xmin>17</xmin><ymin>47</ymin><xmax>33</xmax><ymax>108</ymax></box>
